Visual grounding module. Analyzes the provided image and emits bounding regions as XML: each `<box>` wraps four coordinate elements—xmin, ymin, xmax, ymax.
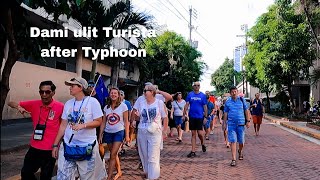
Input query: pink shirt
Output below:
<box><xmin>20</xmin><ymin>100</ymin><xmax>64</xmax><ymax>150</ymax></box>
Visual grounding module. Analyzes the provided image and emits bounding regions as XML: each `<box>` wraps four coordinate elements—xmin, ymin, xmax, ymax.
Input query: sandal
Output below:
<box><xmin>238</xmin><ymin>150</ymin><xmax>243</xmax><ymax>160</ymax></box>
<box><xmin>230</xmin><ymin>160</ymin><xmax>236</xmax><ymax>166</ymax></box>
<box><xmin>175</xmin><ymin>138</ymin><xmax>180</xmax><ymax>141</ymax></box>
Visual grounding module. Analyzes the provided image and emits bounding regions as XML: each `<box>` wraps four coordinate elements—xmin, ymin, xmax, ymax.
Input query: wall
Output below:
<box><xmin>2</xmin><ymin>62</ymin><xmax>76</xmax><ymax>120</ymax></box>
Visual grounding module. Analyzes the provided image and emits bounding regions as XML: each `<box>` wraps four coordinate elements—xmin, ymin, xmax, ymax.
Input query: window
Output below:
<box><xmin>56</xmin><ymin>61</ymin><xmax>67</xmax><ymax>70</ymax></box>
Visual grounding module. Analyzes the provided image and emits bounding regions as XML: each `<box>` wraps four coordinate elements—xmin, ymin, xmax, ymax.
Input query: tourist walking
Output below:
<box><xmin>250</xmin><ymin>93</ymin><xmax>265</xmax><ymax>136</ymax></box>
<box><xmin>131</xmin><ymin>85</ymin><xmax>168</xmax><ymax>180</ymax></box>
<box><xmin>52</xmin><ymin>77</ymin><xmax>106</xmax><ymax>179</ymax></box>
<box><xmin>183</xmin><ymin>82</ymin><xmax>208</xmax><ymax>158</ymax></box>
<box><xmin>8</xmin><ymin>81</ymin><xmax>64</xmax><ymax>180</ymax></box>
<box><xmin>223</xmin><ymin>86</ymin><xmax>250</xmax><ymax>167</ymax></box>
<box><xmin>171</xmin><ymin>92</ymin><xmax>186</xmax><ymax>142</ymax></box>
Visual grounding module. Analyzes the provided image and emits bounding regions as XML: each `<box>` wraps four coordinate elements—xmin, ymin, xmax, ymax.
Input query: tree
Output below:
<box><xmin>0</xmin><ymin>1</ymin><xmax>48</xmax><ymax>121</ymax></box>
<box><xmin>0</xmin><ymin>0</ymin><xmax>151</xmax><ymax>120</ymax></box>
<box><xmin>141</xmin><ymin>31</ymin><xmax>205</xmax><ymax>95</ymax></box>
<box><xmin>299</xmin><ymin>0</ymin><xmax>320</xmax><ymax>84</ymax></box>
<box><xmin>210</xmin><ymin>58</ymin><xmax>241</xmax><ymax>96</ymax></box>
<box><xmin>243</xmin><ymin>0</ymin><xmax>316</xmax><ymax>114</ymax></box>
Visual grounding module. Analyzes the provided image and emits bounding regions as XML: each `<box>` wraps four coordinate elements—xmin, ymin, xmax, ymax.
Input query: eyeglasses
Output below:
<box><xmin>143</xmin><ymin>89</ymin><xmax>152</xmax><ymax>93</ymax></box>
<box><xmin>39</xmin><ymin>90</ymin><xmax>52</xmax><ymax>95</ymax></box>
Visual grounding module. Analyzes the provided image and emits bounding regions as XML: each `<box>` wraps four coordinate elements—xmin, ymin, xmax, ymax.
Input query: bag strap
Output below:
<box><xmin>240</xmin><ymin>97</ymin><xmax>248</xmax><ymax>121</ymax></box>
<box><xmin>175</xmin><ymin>100</ymin><xmax>183</xmax><ymax>110</ymax></box>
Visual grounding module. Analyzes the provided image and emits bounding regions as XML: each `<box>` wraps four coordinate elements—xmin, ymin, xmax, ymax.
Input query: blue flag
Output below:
<box><xmin>95</xmin><ymin>77</ymin><xmax>109</xmax><ymax>108</ymax></box>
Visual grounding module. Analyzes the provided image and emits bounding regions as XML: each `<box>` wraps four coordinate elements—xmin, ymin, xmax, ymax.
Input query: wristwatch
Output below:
<box><xmin>52</xmin><ymin>144</ymin><xmax>58</xmax><ymax>148</ymax></box>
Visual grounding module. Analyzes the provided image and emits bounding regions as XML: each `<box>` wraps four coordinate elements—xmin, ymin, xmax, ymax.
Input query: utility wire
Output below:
<box><xmin>164</xmin><ymin>0</ymin><xmax>189</xmax><ymax>23</ymax></box>
<box><xmin>175</xmin><ymin>0</ymin><xmax>189</xmax><ymax>13</ymax></box>
<box><xmin>139</xmin><ymin>0</ymin><xmax>167</xmax><ymax>17</ymax></box>
<box><xmin>194</xmin><ymin>30</ymin><xmax>213</xmax><ymax>46</ymax></box>
<box><xmin>155</xmin><ymin>0</ymin><xmax>185</xmax><ymax>21</ymax></box>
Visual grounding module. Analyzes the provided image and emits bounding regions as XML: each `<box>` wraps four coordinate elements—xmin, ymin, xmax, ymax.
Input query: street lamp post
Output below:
<box><xmin>236</xmin><ymin>24</ymin><xmax>248</xmax><ymax>97</ymax></box>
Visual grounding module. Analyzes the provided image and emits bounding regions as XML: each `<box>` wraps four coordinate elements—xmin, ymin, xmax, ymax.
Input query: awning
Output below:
<box><xmin>117</xmin><ymin>78</ymin><xmax>139</xmax><ymax>87</ymax></box>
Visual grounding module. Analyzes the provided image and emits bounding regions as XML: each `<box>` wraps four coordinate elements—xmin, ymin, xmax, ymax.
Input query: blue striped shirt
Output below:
<box><xmin>224</xmin><ymin>96</ymin><xmax>248</xmax><ymax>125</ymax></box>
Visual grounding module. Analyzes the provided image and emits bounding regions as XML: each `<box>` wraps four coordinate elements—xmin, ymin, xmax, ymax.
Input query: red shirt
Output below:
<box><xmin>19</xmin><ymin>100</ymin><xmax>64</xmax><ymax>150</ymax></box>
<box><xmin>209</xmin><ymin>96</ymin><xmax>215</xmax><ymax>103</ymax></box>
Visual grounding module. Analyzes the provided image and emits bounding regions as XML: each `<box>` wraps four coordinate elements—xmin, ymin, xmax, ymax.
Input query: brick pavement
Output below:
<box><xmin>117</xmin><ymin>120</ymin><xmax>320</xmax><ymax>180</ymax></box>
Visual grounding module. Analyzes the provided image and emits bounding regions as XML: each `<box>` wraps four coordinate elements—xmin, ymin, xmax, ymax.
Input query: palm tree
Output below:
<box><xmin>69</xmin><ymin>0</ymin><xmax>152</xmax><ymax>80</ymax></box>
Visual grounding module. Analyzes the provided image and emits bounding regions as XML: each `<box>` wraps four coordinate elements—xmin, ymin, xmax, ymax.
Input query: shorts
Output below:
<box><xmin>103</xmin><ymin>130</ymin><xmax>124</xmax><ymax>144</ymax></box>
<box><xmin>252</xmin><ymin>115</ymin><xmax>263</xmax><ymax>124</ymax></box>
<box><xmin>189</xmin><ymin>117</ymin><xmax>204</xmax><ymax>130</ymax></box>
<box><xmin>169</xmin><ymin>117</ymin><xmax>176</xmax><ymax>128</ymax></box>
<box><xmin>204</xmin><ymin>116</ymin><xmax>212</xmax><ymax>129</ymax></box>
<box><xmin>227</xmin><ymin>125</ymin><xmax>245</xmax><ymax>144</ymax></box>
<box><xmin>174</xmin><ymin>116</ymin><xmax>183</xmax><ymax>127</ymax></box>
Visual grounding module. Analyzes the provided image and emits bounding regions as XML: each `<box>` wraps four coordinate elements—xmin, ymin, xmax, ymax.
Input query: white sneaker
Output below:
<box><xmin>210</xmin><ymin>131</ymin><xmax>214</xmax><ymax>135</ymax></box>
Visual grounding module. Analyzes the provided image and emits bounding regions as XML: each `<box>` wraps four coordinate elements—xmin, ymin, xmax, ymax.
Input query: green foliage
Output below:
<box><xmin>243</xmin><ymin>0</ymin><xmax>316</xmax><ymax>113</ymax></box>
<box><xmin>141</xmin><ymin>31</ymin><xmax>205</xmax><ymax>95</ymax></box>
<box><xmin>210</xmin><ymin>58</ymin><xmax>241</xmax><ymax>96</ymax></box>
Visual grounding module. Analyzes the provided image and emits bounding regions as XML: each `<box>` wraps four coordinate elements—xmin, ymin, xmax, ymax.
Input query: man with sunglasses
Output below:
<box><xmin>8</xmin><ymin>80</ymin><xmax>64</xmax><ymax>180</ymax></box>
<box><xmin>183</xmin><ymin>82</ymin><xmax>208</xmax><ymax>158</ymax></box>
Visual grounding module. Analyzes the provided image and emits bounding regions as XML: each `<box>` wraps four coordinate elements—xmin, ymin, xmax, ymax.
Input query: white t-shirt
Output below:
<box><xmin>62</xmin><ymin>97</ymin><xmax>103</xmax><ymax>146</ymax></box>
<box><xmin>103</xmin><ymin>102</ymin><xmax>128</xmax><ymax>133</ymax></box>
<box><xmin>172</xmin><ymin>100</ymin><xmax>186</xmax><ymax>116</ymax></box>
<box><xmin>133</xmin><ymin>98</ymin><xmax>167</xmax><ymax>129</ymax></box>
<box><xmin>135</xmin><ymin>94</ymin><xmax>166</xmax><ymax>104</ymax></box>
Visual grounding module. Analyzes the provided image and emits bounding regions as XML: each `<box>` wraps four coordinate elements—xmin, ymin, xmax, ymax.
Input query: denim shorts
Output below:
<box><xmin>174</xmin><ymin>116</ymin><xmax>183</xmax><ymax>127</ymax></box>
<box><xmin>103</xmin><ymin>130</ymin><xmax>124</xmax><ymax>144</ymax></box>
<box><xmin>204</xmin><ymin>116</ymin><xmax>212</xmax><ymax>129</ymax></box>
<box><xmin>227</xmin><ymin>125</ymin><xmax>245</xmax><ymax>144</ymax></box>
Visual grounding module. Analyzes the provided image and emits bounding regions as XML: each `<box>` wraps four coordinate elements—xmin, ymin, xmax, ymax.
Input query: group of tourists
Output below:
<box><xmin>8</xmin><ymin>77</ymin><xmax>265</xmax><ymax>180</ymax></box>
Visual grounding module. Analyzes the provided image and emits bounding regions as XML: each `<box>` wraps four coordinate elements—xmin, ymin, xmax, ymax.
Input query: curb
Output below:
<box><xmin>1</xmin><ymin>144</ymin><xmax>30</xmax><ymax>154</ymax></box>
<box><xmin>264</xmin><ymin>115</ymin><xmax>320</xmax><ymax>140</ymax></box>
<box><xmin>280</xmin><ymin>122</ymin><xmax>320</xmax><ymax>140</ymax></box>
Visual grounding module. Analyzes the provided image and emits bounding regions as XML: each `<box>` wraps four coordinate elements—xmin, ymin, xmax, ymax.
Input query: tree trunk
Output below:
<box><xmin>111</xmin><ymin>60</ymin><xmax>119</xmax><ymax>87</ymax></box>
<box><xmin>301</xmin><ymin>0</ymin><xmax>320</xmax><ymax>48</ymax></box>
<box><xmin>1</xmin><ymin>8</ymin><xmax>19</xmax><ymax>120</ymax></box>
<box><xmin>90</xmin><ymin>59</ymin><xmax>97</xmax><ymax>80</ymax></box>
<box><xmin>266</xmin><ymin>91</ymin><xmax>271</xmax><ymax>113</ymax></box>
<box><xmin>287</xmin><ymin>84</ymin><xmax>295</xmax><ymax>117</ymax></box>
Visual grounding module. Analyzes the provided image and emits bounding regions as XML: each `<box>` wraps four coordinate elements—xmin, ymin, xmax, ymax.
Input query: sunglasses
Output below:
<box><xmin>143</xmin><ymin>89</ymin><xmax>152</xmax><ymax>93</ymax></box>
<box><xmin>39</xmin><ymin>90</ymin><xmax>52</xmax><ymax>95</ymax></box>
<box><xmin>70</xmin><ymin>78</ymin><xmax>82</xmax><ymax>85</ymax></box>
<box><xmin>193</xmin><ymin>85</ymin><xmax>200</xmax><ymax>87</ymax></box>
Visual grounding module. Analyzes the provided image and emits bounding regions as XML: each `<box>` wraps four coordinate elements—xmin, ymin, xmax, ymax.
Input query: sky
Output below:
<box><xmin>131</xmin><ymin>0</ymin><xmax>275</xmax><ymax>92</ymax></box>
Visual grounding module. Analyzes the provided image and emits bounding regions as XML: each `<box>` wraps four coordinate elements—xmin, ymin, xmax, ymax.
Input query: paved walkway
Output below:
<box><xmin>1</xmin><ymin>122</ymin><xmax>32</xmax><ymax>152</ymax></box>
<box><xmin>2</xmin><ymin>119</ymin><xmax>320</xmax><ymax>180</ymax></box>
<box><xmin>117</xmin><ymin>120</ymin><xmax>319</xmax><ymax>180</ymax></box>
